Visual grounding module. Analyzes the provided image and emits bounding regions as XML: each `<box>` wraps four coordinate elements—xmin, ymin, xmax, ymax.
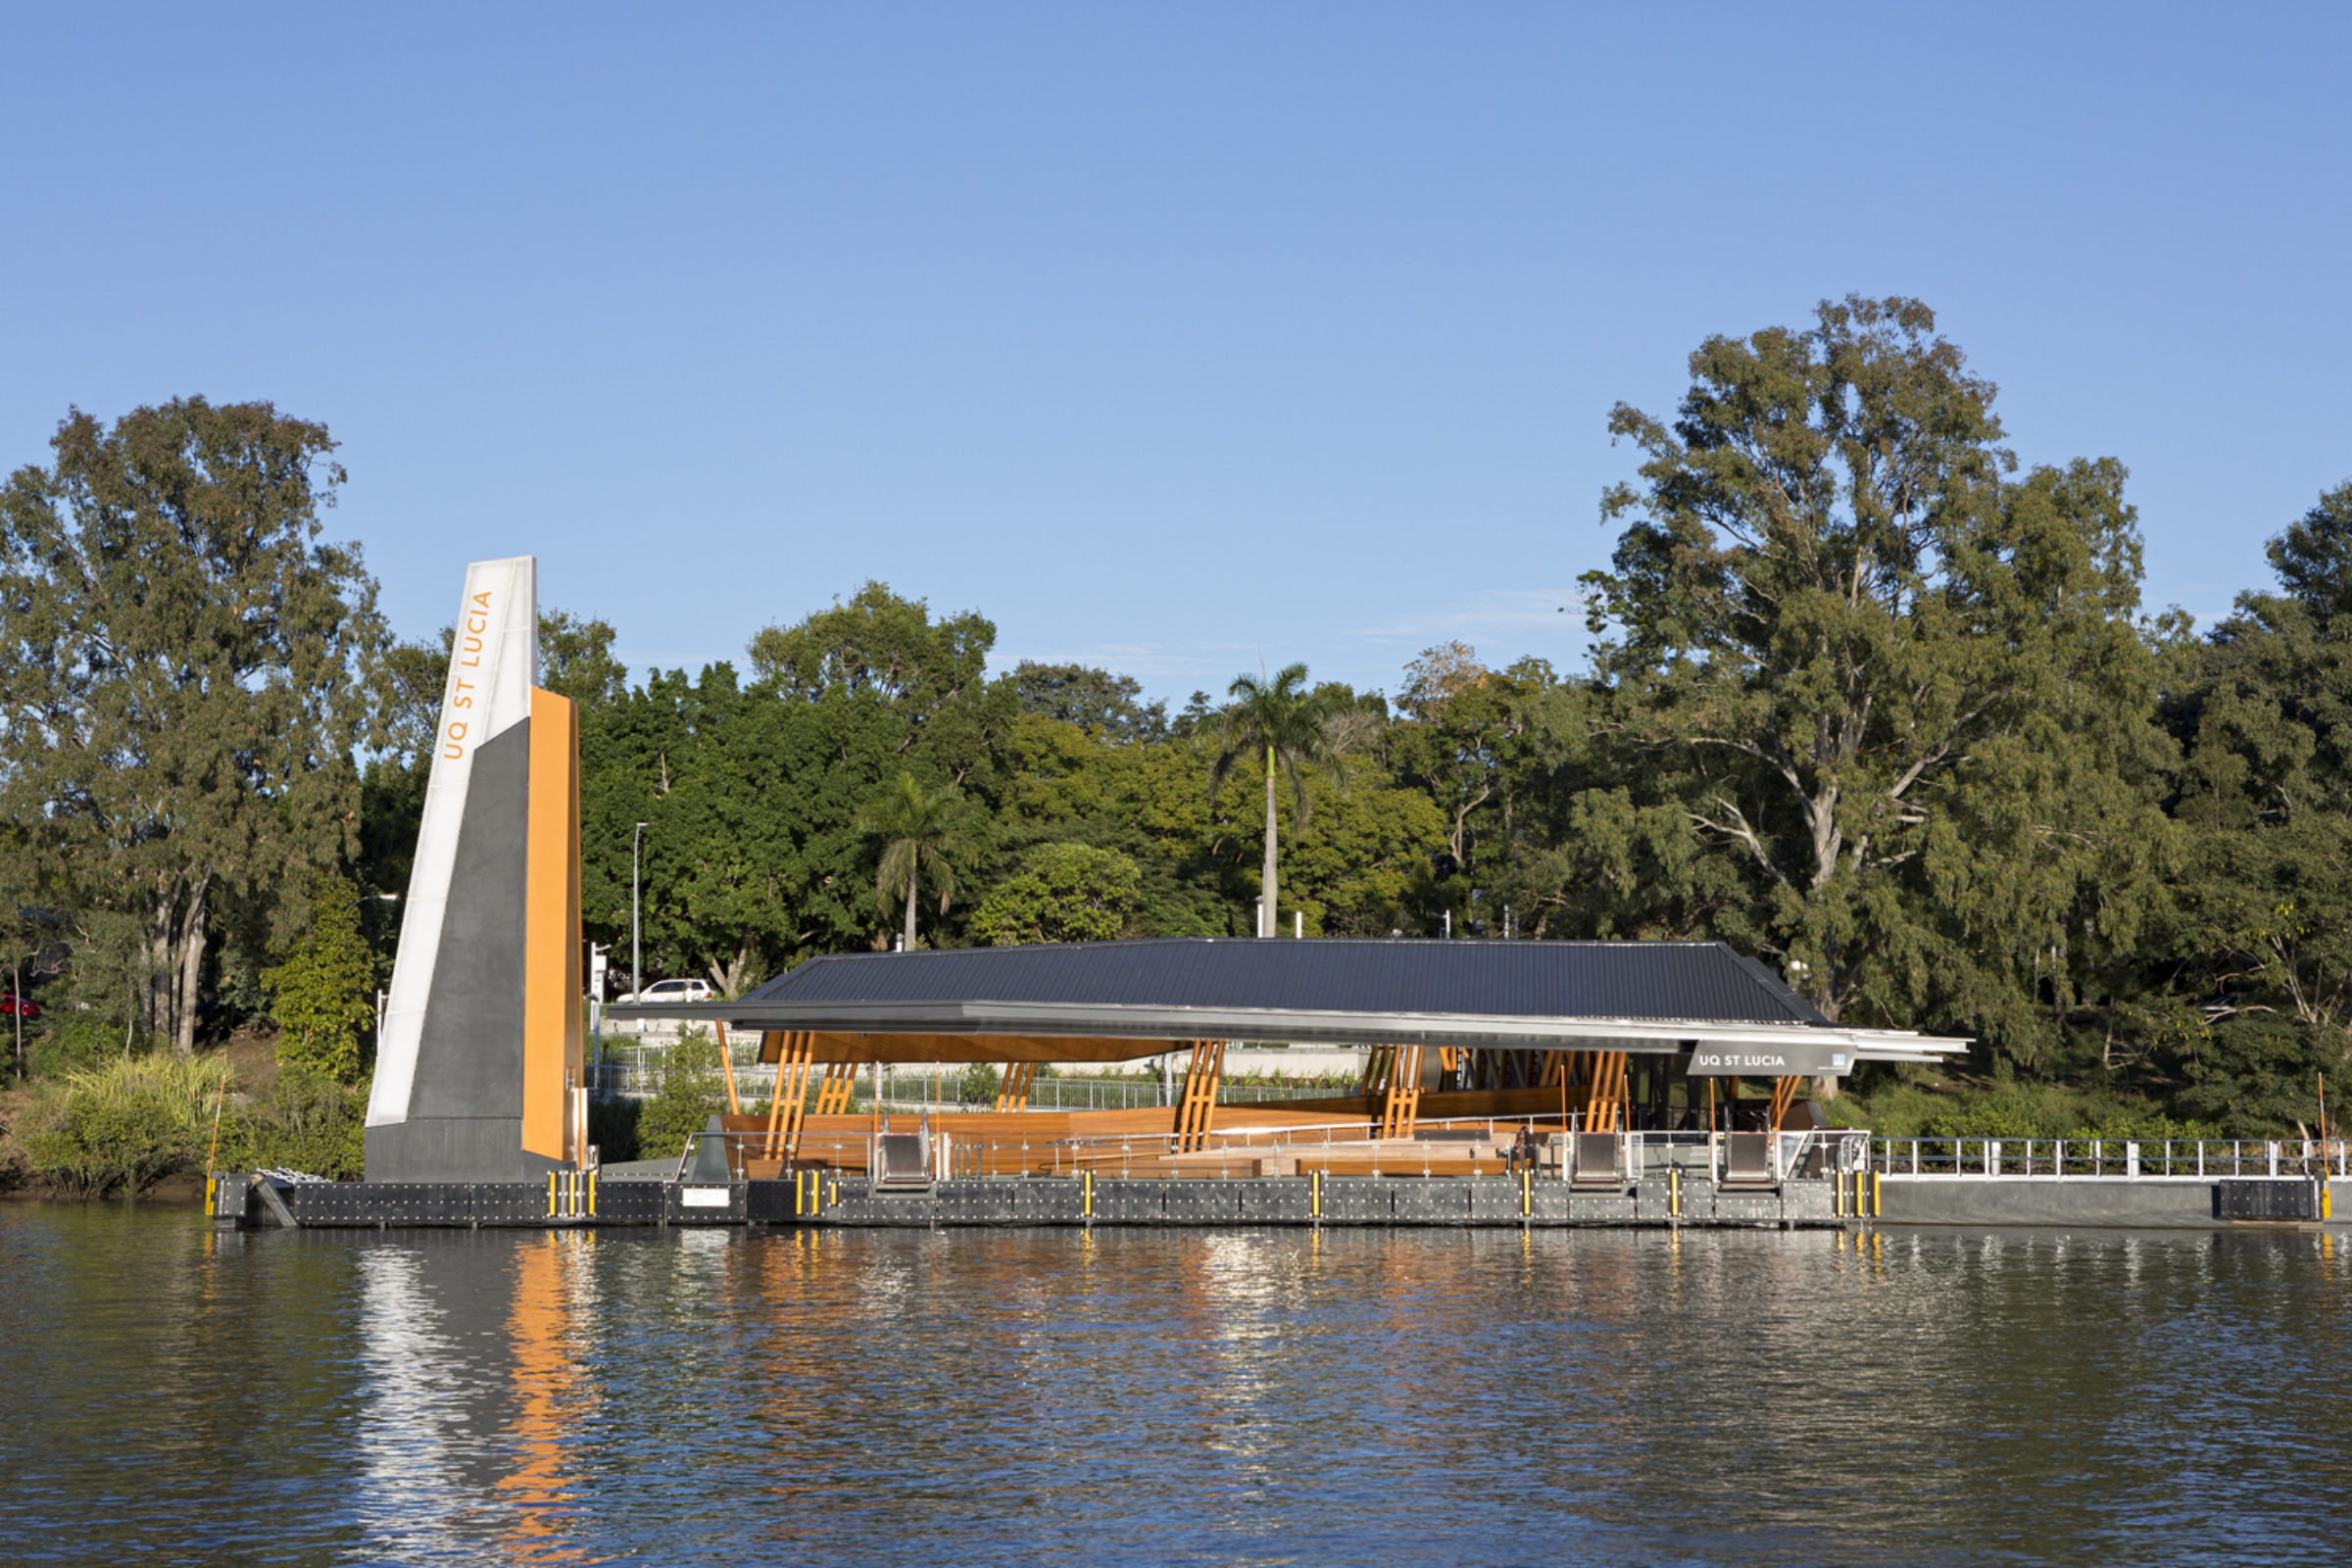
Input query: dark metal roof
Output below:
<box><xmin>735</xmin><ymin>939</ymin><xmax>1831</xmax><ymax>1027</ymax></box>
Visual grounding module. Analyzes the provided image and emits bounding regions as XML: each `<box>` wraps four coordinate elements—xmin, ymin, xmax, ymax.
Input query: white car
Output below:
<box><xmin>615</xmin><ymin>977</ymin><xmax>717</xmax><ymax>1005</ymax></box>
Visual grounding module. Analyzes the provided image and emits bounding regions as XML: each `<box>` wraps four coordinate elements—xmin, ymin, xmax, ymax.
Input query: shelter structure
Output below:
<box><xmin>615</xmin><ymin>939</ymin><xmax>1966</xmax><ymax>1179</ymax></box>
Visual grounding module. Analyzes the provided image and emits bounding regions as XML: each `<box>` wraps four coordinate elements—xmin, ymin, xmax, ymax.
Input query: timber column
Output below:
<box><xmin>364</xmin><ymin>556</ymin><xmax>584</xmax><ymax>1182</ymax></box>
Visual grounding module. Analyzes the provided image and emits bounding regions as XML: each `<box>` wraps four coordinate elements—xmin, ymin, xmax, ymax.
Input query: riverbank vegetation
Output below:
<box><xmin>5</xmin><ymin>297</ymin><xmax>2350</xmax><ymax>1195</ymax></box>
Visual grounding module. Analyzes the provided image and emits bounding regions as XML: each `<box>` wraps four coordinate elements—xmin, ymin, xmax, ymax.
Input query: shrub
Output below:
<box><xmin>1914</xmin><ymin>1080</ymin><xmax>2219</xmax><ymax>1143</ymax></box>
<box><xmin>217</xmin><ymin>1067</ymin><xmax>368</xmax><ymax>1179</ymax></box>
<box><xmin>22</xmin><ymin>1054</ymin><xmax>220</xmax><ymax>1197</ymax></box>
<box><xmin>1841</xmin><ymin>1080</ymin><xmax>1950</xmax><ymax>1139</ymax></box>
<box><xmin>954</xmin><ymin>1062</ymin><xmax>1003</xmax><ymax>1104</ymax></box>
<box><xmin>634</xmin><ymin>1029</ymin><xmax>726</xmax><ymax>1164</ymax></box>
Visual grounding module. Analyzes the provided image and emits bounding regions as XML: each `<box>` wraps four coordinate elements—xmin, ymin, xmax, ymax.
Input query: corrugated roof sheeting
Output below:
<box><xmin>740</xmin><ymin>939</ymin><xmax>1828</xmax><ymax>1027</ymax></box>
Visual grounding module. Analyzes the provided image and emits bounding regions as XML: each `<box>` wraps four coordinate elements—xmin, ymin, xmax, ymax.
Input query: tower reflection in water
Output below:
<box><xmin>356</xmin><ymin>1232</ymin><xmax>593</xmax><ymax>1564</ymax></box>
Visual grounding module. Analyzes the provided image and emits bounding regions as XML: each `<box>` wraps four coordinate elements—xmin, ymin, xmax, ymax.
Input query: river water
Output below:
<box><xmin>3</xmin><ymin>1205</ymin><xmax>2346</xmax><ymax>1566</ymax></box>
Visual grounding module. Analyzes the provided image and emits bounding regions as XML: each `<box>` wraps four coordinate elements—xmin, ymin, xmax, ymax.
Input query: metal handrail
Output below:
<box><xmin>662</xmin><ymin>1119</ymin><xmax>1891</xmax><ymax>1184</ymax></box>
<box><xmin>668</xmin><ymin>1114</ymin><xmax>1586</xmax><ymax>1181</ymax></box>
<box><xmin>1868</xmin><ymin>1136</ymin><xmax>2350</xmax><ymax>1180</ymax></box>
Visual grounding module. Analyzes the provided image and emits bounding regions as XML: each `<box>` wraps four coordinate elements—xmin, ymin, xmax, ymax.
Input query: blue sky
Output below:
<box><xmin>4</xmin><ymin>3</ymin><xmax>2346</xmax><ymax>704</ymax></box>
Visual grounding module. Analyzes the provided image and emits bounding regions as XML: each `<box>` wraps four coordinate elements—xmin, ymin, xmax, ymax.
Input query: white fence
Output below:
<box><xmin>1870</xmin><ymin>1136</ymin><xmax>2350</xmax><ymax>1180</ymax></box>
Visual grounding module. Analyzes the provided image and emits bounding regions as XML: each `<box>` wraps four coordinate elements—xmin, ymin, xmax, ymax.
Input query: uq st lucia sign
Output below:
<box><xmin>1686</xmin><ymin>1043</ymin><xmax>1851</xmax><ymax>1078</ymax></box>
<box><xmin>364</xmin><ymin>558</ymin><xmax>585</xmax><ymax>1183</ymax></box>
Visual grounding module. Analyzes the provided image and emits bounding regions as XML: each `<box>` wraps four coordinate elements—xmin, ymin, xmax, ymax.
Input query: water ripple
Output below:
<box><xmin>3</xmin><ymin>1209</ymin><xmax>2346</xmax><ymax>1565</ymax></box>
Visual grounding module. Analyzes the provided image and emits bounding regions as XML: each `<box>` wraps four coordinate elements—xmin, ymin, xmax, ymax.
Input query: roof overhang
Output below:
<box><xmin>609</xmin><ymin>997</ymin><xmax>1967</xmax><ymax>1074</ymax></box>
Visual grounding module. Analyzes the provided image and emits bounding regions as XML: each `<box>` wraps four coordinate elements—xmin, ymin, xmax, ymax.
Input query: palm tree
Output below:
<box><xmin>1210</xmin><ymin>662</ymin><xmax>1346</xmax><ymax>937</ymax></box>
<box><xmin>858</xmin><ymin>771</ymin><xmax>968</xmax><ymax>950</ymax></box>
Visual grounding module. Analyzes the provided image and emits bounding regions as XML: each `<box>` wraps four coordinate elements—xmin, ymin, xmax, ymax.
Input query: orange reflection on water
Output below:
<box><xmin>497</xmin><ymin>1233</ymin><xmax>594</xmax><ymax>1565</ymax></box>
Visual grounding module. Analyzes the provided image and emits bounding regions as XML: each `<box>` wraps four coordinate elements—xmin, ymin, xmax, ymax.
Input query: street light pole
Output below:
<box><xmin>631</xmin><ymin>821</ymin><xmax>649</xmax><ymax>1001</ymax></box>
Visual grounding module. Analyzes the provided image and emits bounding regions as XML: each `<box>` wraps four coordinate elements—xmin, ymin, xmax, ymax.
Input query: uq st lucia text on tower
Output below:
<box><xmin>364</xmin><ymin>557</ymin><xmax>584</xmax><ymax>1183</ymax></box>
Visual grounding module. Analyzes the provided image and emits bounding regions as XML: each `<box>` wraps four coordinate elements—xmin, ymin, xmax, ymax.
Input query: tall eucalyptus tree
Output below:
<box><xmin>0</xmin><ymin>399</ymin><xmax>388</xmax><ymax>1055</ymax></box>
<box><xmin>1580</xmin><ymin>297</ymin><xmax>2174</xmax><ymax>1060</ymax></box>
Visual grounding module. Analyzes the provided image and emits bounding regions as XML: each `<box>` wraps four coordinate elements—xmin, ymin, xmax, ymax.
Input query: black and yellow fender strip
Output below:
<box><xmin>546</xmin><ymin>1169</ymin><xmax>595</xmax><ymax>1219</ymax></box>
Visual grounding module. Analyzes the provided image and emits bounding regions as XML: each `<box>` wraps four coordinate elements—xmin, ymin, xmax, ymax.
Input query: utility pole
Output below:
<box><xmin>631</xmin><ymin>821</ymin><xmax>649</xmax><ymax>1001</ymax></box>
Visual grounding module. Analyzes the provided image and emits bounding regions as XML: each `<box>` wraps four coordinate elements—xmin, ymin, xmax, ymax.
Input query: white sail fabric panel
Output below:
<box><xmin>366</xmin><ymin>557</ymin><xmax>539</xmax><ymax>1130</ymax></box>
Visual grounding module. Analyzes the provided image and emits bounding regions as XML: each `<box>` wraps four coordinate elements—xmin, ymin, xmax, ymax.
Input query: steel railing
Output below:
<box><xmin>1868</xmin><ymin>1136</ymin><xmax>2350</xmax><ymax>1180</ymax></box>
<box><xmin>1623</xmin><ymin>1129</ymin><xmax>1874</xmax><ymax>1181</ymax></box>
<box><xmin>662</xmin><ymin>1119</ymin><xmax>1887</xmax><ymax>1186</ymax></box>
<box><xmin>660</xmin><ymin>1127</ymin><xmax>2349</xmax><ymax>1186</ymax></box>
<box><xmin>671</xmin><ymin>1113</ymin><xmax>1582</xmax><ymax>1181</ymax></box>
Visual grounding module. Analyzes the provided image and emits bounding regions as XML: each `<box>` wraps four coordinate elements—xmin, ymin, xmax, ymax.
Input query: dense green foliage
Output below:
<box><xmin>262</xmin><ymin>878</ymin><xmax>373</xmax><ymax>1082</ymax></box>
<box><xmin>24</xmin><ymin>1008</ymin><xmax>132</xmax><ymax>1078</ymax></box>
<box><xmin>631</xmin><ymin>1029</ymin><xmax>727</xmax><ymax>1165</ymax></box>
<box><xmin>0</xmin><ymin>399</ymin><xmax>388</xmax><ymax>1057</ymax></box>
<box><xmin>19</xmin><ymin>1054</ymin><xmax>220</xmax><ymax>1197</ymax></box>
<box><xmin>11</xmin><ymin>1054</ymin><xmax>369</xmax><ymax>1192</ymax></box>
<box><xmin>969</xmin><ymin>843</ymin><xmax>1143</xmax><ymax>945</ymax></box>
<box><xmin>1578</xmin><ymin>299</ymin><xmax>2166</xmax><ymax>1046</ymax></box>
<box><xmin>216</xmin><ymin>1068</ymin><xmax>369</xmax><ymax>1180</ymax></box>
<box><xmin>1008</xmin><ymin>661</ymin><xmax>1167</xmax><ymax>744</ymax></box>
<box><xmin>8</xmin><ymin>307</ymin><xmax>2352</xmax><ymax>1150</ymax></box>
